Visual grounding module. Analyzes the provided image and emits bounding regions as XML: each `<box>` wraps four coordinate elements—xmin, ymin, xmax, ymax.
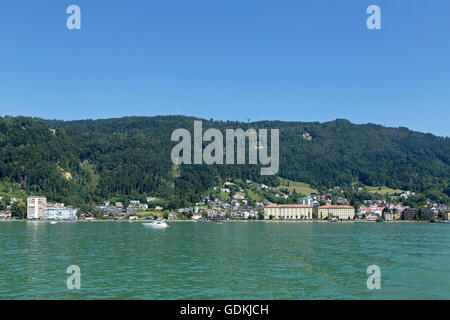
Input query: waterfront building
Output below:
<box><xmin>264</xmin><ymin>204</ymin><xmax>313</xmax><ymax>220</ymax></box>
<box><xmin>403</xmin><ymin>208</ymin><xmax>417</xmax><ymax>220</ymax></box>
<box><xmin>101</xmin><ymin>206</ymin><xmax>124</xmax><ymax>217</ymax></box>
<box><xmin>443</xmin><ymin>212</ymin><xmax>450</xmax><ymax>221</ymax></box>
<box><xmin>356</xmin><ymin>211</ymin><xmax>365</xmax><ymax>219</ymax></box>
<box><xmin>419</xmin><ymin>209</ymin><xmax>434</xmax><ymax>220</ymax></box>
<box><xmin>81</xmin><ymin>212</ymin><xmax>94</xmax><ymax>220</ymax></box>
<box><xmin>0</xmin><ymin>211</ymin><xmax>11</xmax><ymax>220</ymax></box>
<box><xmin>358</xmin><ymin>205</ymin><xmax>384</xmax><ymax>216</ymax></box>
<box><xmin>27</xmin><ymin>197</ymin><xmax>47</xmax><ymax>220</ymax></box>
<box><xmin>47</xmin><ymin>203</ymin><xmax>64</xmax><ymax>209</ymax></box>
<box><xmin>192</xmin><ymin>212</ymin><xmax>202</xmax><ymax>220</ymax></box>
<box><xmin>168</xmin><ymin>212</ymin><xmax>178</xmax><ymax>220</ymax></box>
<box><xmin>383</xmin><ymin>211</ymin><xmax>394</xmax><ymax>221</ymax></box>
<box><xmin>44</xmin><ymin>208</ymin><xmax>78</xmax><ymax>220</ymax></box>
<box><xmin>393</xmin><ymin>209</ymin><xmax>402</xmax><ymax>220</ymax></box>
<box><xmin>318</xmin><ymin>205</ymin><xmax>355</xmax><ymax>220</ymax></box>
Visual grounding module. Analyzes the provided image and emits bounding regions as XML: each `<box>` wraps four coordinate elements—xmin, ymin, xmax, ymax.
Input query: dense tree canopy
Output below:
<box><xmin>0</xmin><ymin>116</ymin><xmax>448</xmax><ymax>208</ymax></box>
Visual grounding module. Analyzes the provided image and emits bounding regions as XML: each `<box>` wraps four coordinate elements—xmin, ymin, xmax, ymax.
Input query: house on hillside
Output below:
<box><xmin>191</xmin><ymin>212</ymin><xmax>202</xmax><ymax>220</ymax></box>
<box><xmin>168</xmin><ymin>212</ymin><xmax>178</xmax><ymax>220</ymax></box>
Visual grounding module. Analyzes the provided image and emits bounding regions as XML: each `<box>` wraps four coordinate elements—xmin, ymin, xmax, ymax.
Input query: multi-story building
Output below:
<box><xmin>442</xmin><ymin>211</ymin><xmax>449</xmax><ymax>221</ymax></box>
<box><xmin>318</xmin><ymin>205</ymin><xmax>355</xmax><ymax>220</ymax></box>
<box><xmin>403</xmin><ymin>208</ymin><xmax>417</xmax><ymax>220</ymax></box>
<box><xmin>101</xmin><ymin>206</ymin><xmax>124</xmax><ymax>217</ymax></box>
<box><xmin>393</xmin><ymin>209</ymin><xmax>403</xmax><ymax>220</ymax></box>
<box><xmin>419</xmin><ymin>209</ymin><xmax>434</xmax><ymax>220</ymax></box>
<box><xmin>27</xmin><ymin>197</ymin><xmax>47</xmax><ymax>220</ymax></box>
<box><xmin>383</xmin><ymin>211</ymin><xmax>394</xmax><ymax>221</ymax></box>
<box><xmin>264</xmin><ymin>204</ymin><xmax>312</xmax><ymax>220</ymax></box>
<box><xmin>44</xmin><ymin>208</ymin><xmax>78</xmax><ymax>220</ymax></box>
<box><xmin>298</xmin><ymin>197</ymin><xmax>313</xmax><ymax>206</ymax></box>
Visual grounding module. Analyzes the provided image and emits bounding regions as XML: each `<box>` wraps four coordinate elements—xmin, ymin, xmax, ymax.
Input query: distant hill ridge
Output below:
<box><xmin>0</xmin><ymin>115</ymin><xmax>448</xmax><ymax>207</ymax></box>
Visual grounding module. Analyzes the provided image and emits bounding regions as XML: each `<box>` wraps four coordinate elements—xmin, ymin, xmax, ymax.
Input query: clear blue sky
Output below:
<box><xmin>0</xmin><ymin>1</ymin><xmax>449</xmax><ymax>136</ymax></box>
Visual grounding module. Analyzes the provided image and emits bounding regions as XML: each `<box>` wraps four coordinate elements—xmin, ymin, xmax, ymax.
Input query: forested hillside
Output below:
<box><xmin>0</xmin><ymin>116</ymin><xmax>448</xmax><ymax>209</ymax></box>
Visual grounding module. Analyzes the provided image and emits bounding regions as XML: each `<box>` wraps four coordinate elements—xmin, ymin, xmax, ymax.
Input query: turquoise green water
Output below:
<box><xmin>0</xmin><ymin>221</ymin><xmax>449</xmax><ymax>300</ymax></box>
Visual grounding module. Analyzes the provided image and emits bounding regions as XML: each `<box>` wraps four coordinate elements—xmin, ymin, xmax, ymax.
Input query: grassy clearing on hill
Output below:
<box><xmin>218</xmin><ymin>192</ymin><xmax>231</xmax><ymax>201</ymax></box>
<box><xmin>277</xmin><ymin>177</ymin><xmax>317</xmax><ymax>195</ymax></box>
<box><xmin>134</xmin><ymin>210</ymin><xmax>166</xmax><ymax>217</ymax></box>
<box><xmin>246</xmin><ymin>189</ymin><xmax>268</xmax><ymax>203</ymax></box>
<box><xmin>365</xmin><ymin>186</ymin><xmax>405</xmax><ymax>195</ymax></box>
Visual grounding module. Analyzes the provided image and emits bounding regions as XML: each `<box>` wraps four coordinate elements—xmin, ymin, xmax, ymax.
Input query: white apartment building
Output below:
<box><xmin>27</xmin><ymin>197</ymin><xmax>47</xmax><ymax>220</ymax></box>
<box><xmin>264</xmin><ymin>204</ymin><xmax>313</xmax><ymax>220</ymax></box>
<box><xmin>318</xmin><ymin>205</ymin><xmax>355</xmax><ymax>220</ymax></box>
<box><xmin>44</xmin><ymin>208</ymin><xmax>78</xmax><ymax>220</ymax></box>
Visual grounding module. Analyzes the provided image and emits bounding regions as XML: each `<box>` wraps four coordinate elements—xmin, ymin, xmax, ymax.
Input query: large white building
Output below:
<box><xmin>264</xmin><ymin>204</ymin><xmax>313</xmax><ymax>220</ymax></box>
<box><xmin>318</xmin><ymin>205</ymin><xmax>355</xmax><ymax>220</ymax></box>
<box><xmin>44</xmin><ymin>208</ymin><xmax>78</xmax><ymax>220</ymax></box>
<box><xmin>27</xmin><ymin>197</ymin><xmax>47</xmax><ymax>220</ymax></box>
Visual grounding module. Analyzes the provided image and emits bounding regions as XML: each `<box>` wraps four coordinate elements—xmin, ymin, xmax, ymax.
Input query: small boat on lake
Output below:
<box><xmin>142</xmin><ymin>219</ymin><xmax>169</xmax><ymax>229</ymax></box>
<box><xmin>50</xmin><ymin>221</ymin><xmax>58</xmax><ymax>225</ymax></box>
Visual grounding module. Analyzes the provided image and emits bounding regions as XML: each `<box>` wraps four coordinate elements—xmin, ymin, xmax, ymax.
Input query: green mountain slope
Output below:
<box><xmin>0</xmin><ymin>116</ymin><xmax>448</xmax><ymax>208</ymax></box>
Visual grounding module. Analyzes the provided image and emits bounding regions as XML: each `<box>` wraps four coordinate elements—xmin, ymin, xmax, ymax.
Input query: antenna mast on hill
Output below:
<box><xmin>247</xmin><ymin>118</ymin><xmax>250</xmax><ymax>124</ymax></box>
<box><xmin>177</xmin><ymin>104</ymin><xmax>180</xmax><ymax>116</ymax></box>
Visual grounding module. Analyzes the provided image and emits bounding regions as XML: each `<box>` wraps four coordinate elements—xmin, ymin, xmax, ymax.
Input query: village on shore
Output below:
<box><xmin>1</xmin><ymin>179</ymin><xmax>449</xmax><ymax>223</ymax></box>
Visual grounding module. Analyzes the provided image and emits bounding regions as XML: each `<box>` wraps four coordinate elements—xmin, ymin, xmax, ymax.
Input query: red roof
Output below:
<box><xmin>318</xmin><ymin>205</ymin><xmax>354</xmax><ymax>209</ymax></box>
<box><xmin>265</xmin><ymin>204</ymin><xmax>312</xmax><ymax>208</ymax></box>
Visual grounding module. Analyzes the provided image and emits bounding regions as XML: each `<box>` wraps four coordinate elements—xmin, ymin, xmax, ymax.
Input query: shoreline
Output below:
<box><xmin>0</xmin><ymin>219</ymin><xmax>435</xmax><ymax>224</ymax></box>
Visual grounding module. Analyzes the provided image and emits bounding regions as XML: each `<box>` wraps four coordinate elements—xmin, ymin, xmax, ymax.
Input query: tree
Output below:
<box><xmin>2</xmin><ymin>196</ymin><xmax>11</xmax><ymax>206</ymax></box>
<box><xmin>0</xmin><ymin>200</ymin><xmax>6</xmax><ymax>211</ymax></box>
<box><xmin>0</xmin><ymin>115</ymin><xmax>448</xmax><ymax>209</ymax></box>
<box><xmin>11</xmin><ymin>201</ymin><xmax>26</xmax><ymax>219</ymax></box>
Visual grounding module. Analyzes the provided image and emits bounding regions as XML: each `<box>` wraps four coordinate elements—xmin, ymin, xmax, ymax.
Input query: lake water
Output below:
<box><xmin>0</xmin><ymin>221</ymin><xmax>449</xmax><ymax>300</ymax></box>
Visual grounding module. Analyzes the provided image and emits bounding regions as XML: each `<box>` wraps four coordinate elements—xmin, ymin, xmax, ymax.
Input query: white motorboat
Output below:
<box><xmin>50</xmin><ymin>221</ymin><xmax>58</xmax><ymax>225</ymax></box>
<box><xmin>142</xmin><ymin>219</ymin><xmax>169</xmax><ymax>229</ymax></box>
